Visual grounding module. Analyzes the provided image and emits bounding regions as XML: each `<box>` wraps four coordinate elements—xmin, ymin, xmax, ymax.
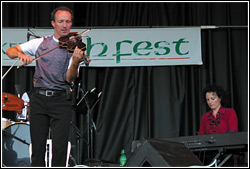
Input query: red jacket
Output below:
<box><xmin>199</xmin><ymin>106</ymin><xmax>238</xmax><ymax>135</ymax></box>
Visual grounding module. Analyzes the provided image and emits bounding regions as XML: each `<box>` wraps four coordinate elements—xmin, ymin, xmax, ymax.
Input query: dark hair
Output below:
<box><xmin>203</xmin><ymin>84</ymin><xmax>230</xmax><ymax>107</ymax></box>
<box><xmin>51</xmin><ymin>6</ymin><xmax>74</xmax><ymax>21</ymax></box>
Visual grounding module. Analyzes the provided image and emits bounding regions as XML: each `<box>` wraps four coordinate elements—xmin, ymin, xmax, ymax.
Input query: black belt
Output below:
<box><xmin>34</xmin><ymin>88</ymin><xmax>66</xmax><ymax>97</ymax></box>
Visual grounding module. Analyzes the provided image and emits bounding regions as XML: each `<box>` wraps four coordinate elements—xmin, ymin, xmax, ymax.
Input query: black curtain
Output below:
<box><xmin>2</xmin><ymin>2</ymin><xmax>248</xmax><ymax>165</ymax></box>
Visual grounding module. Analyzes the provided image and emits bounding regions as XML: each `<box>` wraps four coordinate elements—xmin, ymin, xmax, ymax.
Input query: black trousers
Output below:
<box><xmin>29</xmin><ymin>91</ymin><xmax>72</xmax><ymax>167</ymax></box>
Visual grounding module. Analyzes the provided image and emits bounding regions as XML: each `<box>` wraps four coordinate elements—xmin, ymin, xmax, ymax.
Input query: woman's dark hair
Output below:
<box><xmin>203</xmin><ymin>84</ymin><xmax>230</xmax><ymax>107</ymax></box>
<box><xmin>51</xmin><ymin>6</ymin><xmax>74</xmax><ymax>21</ymax></box>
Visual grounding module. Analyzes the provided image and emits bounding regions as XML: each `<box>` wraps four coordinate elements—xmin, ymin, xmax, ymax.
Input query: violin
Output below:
<box><xmin>16</xmin><ymin>29</ymin><xmax>91</xmax><ymax>69</ymax></box>
<box><xmin>59</xmin><ymin>32</ymin><xmax>90</xmax><ymax>66</ymax></box>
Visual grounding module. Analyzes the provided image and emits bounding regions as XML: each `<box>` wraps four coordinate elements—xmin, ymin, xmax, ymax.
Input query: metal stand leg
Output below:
<box><xmin>70</xmin><ymin>121</ymin><xmax>88</xmax><ymax>165</ymax></box>
<box><xmin>218</xmin><ymin>154</ymin><xmax>232</xmax><ymax>167</ymax></box>
<box><xmin>210</xmin><ymin>148</ymin><xmax>233</xmax><ymax>167</ymax></box>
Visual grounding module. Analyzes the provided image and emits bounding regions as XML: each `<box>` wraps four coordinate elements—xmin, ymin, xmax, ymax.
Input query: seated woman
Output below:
<box><xmin>199</xmin><ymin>84</ymin><xmax>238</xmax><ymax>135</ymax></box>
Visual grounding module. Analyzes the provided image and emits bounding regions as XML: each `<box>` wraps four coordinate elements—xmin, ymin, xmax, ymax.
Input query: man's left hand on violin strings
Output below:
<box><xmin>72</xmin><ymin>46</ymin><xmax>86</xmax><ymax>64</ymax></box>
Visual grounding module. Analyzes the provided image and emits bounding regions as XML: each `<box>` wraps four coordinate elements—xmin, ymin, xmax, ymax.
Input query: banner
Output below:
<box><xmin>2</xmin><ymin>27</ymin><xmax>202</xmax><ymax>67</ymax></box>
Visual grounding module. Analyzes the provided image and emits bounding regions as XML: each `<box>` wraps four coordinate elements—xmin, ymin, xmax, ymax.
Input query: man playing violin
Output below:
<box><xmin>6</xmin><ymin>6</ymin><xmax>85</xmax><ymax>167</ymax></box>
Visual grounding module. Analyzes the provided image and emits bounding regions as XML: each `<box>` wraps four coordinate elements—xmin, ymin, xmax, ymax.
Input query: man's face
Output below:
<box><xmin>51</xmin><ymin>10</ymin><xmax>72</xmax><ymax>39</ymax></box>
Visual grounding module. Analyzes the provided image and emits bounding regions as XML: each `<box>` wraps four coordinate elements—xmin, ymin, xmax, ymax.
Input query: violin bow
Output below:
<box><xmin>17</xmin><ymin>28</ymin><xmax>91</xmax><ymax>69</ymax></box>
<box><xmin>2</xmin><ymin>59</ymin><xmax>19</xmax><ymax>80</ymax></box>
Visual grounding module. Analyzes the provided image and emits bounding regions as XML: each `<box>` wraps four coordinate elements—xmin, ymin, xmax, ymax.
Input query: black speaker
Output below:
<box><xmin>126</xmin><ymin>138</ymin><xmax>204</xmax><ymax>167</ymax></box>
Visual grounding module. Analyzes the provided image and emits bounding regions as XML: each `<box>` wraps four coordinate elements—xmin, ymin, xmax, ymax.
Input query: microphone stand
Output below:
<box><xmin>82</xmin><ymin>90</ymin><xmax>93</xmax><ymax>159</ymax></box>
<box><xmin>88</xmin><ymin>97</ymin><xmax>101</xmax><ymax>158</ymax></box>
<box><xmin>78</xmin><ymin>89</ymin><xmax>101</xmax><ymax>159</ymax></box>
<box><xmin>76</xmin><ymin>89</ymin><xmax>93</xmax><ymax>160</ymax></box>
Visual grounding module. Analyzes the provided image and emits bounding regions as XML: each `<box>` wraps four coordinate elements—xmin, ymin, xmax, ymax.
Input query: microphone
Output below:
<box><xmin>77</xmin><ymin>82</ymin><xmax>81</xmax><ymax>100</ymax></box>
<box><xmin>27</xmin><ymin>32</ymin><xmax>31</xmax><ymax>41</ymax></box>
<box><xmin>15</xmin><ymin>84</ymin><xmax>21</xmax><ymax>98</ymax></box>
<box><xmin>90</xmin><ymin>87</ymin><xmax>96</xmax><ymax>93</ymax></box>
<box><xmin>98</xmin><ymin>92</ymin><xmax>102</xmax><ymax>98</ymax></box>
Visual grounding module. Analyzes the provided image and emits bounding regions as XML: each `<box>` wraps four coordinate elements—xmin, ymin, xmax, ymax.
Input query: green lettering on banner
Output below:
<box><xmin>172</xmin><ymin>38</ymin><xmax>189</xmax><ymax>55</ymax></box>
<box><xmin>113</xmin><ymin>40</ymin><xmax>132</xmax><ymax>63</ymax></box>
<box><xmin>1</xmin><ymin>28</ymin><xmax>202</xmax><ymax>66</ymax></box>
<box><xmin>154</xmin><ymin>41</ymin><xmax>170</xmax><ymax>55</ymax></box>
<box><xmin>86</xmin><ymin>38</ymin><xmax>107</xmax><ymax>57</ymax></box>
<box><xmin>2</xmin><ymin>43</ymin><xmax>20</xmax><ymax>55</ymax></box>
<box><xmin>2</xmin><ymin>43</ymin><xmax>7</xmax><ymax>54</ymax></box>
<box><xmin>133</xmin><ymin>41</ymin><xmax>152</xmax><ymax>56</ymax></box>
<box><xmin>10</xmin><ymin>43</ymin><xmax>19</xmax><ymax>47</ymax></box>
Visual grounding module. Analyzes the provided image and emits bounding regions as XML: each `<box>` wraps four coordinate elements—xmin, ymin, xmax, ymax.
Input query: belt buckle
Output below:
<box><xmin>45</xmin><ymin>90</ymin><xmax>54</xmax><ymax>96</ymax></box>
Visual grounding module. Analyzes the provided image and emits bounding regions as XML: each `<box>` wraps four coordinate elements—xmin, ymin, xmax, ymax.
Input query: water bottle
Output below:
<box><xmin>120</xmin><ymin>149</ymin><xmax>127</xmax><ymax>166</ymax></box>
